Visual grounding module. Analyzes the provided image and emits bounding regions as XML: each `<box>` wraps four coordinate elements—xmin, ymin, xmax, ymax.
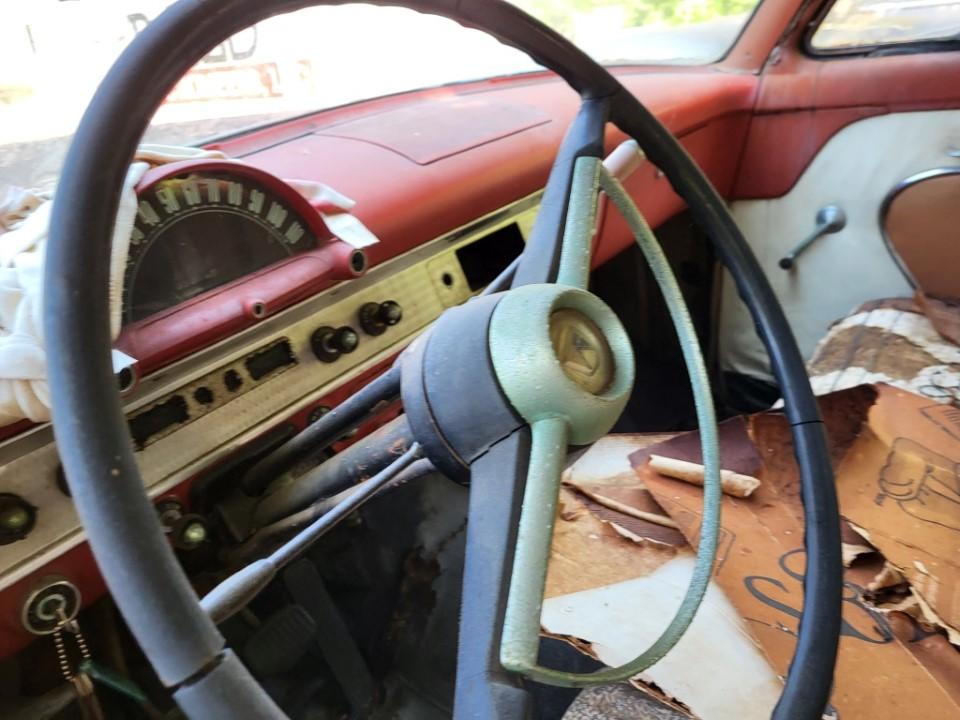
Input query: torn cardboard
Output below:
<box><xmin>563</xmin><ymin>433</ymin><xmax>687</xmax><ymax>546</ymax></box>
<box><xmin>807</xmin><ymin>300</ymin><xmax>960</xmax><ymax>403</ymax></box>
<box><xmin>635</xmin><ymin>385</ymin><xmax>960</xmax><ymax>717</ymax></box>
<box><xmin>543</xmin><ymin>489</ymin><xmax>782</xmax><ymax>720</ymax></box>
<box><xmin>546</xmin><ymin>489</ymin><xmax>677</xmax><ymax>599</ymax></box>
<box><xmin>834</xmin><ymin>385</ymin><xmax>960</xmax><ymax>643</ymax></box>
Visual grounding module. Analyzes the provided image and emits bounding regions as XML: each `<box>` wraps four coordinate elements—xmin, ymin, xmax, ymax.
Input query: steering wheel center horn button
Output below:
<box><xmin>548</xmin><ymin>308</ymin><xmax>614</xmax><ymax>395</ymax></box>
<box><xmin>490</xmin><ymin>284</ymin><xmax>633</xmax><ymax>446</ymax></box>
<box><xmin>400</xmin><ymin>285</ymin><xmax>632</xmax><ymax>486</ymax></box>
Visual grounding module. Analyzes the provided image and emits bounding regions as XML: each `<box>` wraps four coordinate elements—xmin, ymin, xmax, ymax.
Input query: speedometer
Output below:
<box><xmin>125</xmin><ymin>166</ymin><xmax>319</xmax><ymax>323</ymax></box>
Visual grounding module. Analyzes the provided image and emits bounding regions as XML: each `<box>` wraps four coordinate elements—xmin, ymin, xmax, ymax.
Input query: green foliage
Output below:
<box><xmin>517</xmin><ymin>0</ymin><xmax>757</xmax><ymax>35</ymax></box>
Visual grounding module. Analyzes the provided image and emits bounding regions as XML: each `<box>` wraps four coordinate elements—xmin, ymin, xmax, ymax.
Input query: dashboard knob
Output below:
<box><xmin>0</xmin><ymin>493</ymin><xmax>35</xmax><ymax>545</ymax></box>
<box><xmin>311</xmin><ymin>326</ymin><xmax>359</xmax><ymax>363</ymax></box>
<box><xmin>359</xmin><ymin>300</ymin><xmax>403</xmax><ymax>336</ymax></box>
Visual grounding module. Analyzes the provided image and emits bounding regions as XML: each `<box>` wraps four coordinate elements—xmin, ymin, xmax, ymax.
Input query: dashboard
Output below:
<box><xmin>0</xmin><ymin>180</ymin><xmax>538</xmax><ymax>653</ymax></box>
<box><xmin>0</xmin><ymin>68</ymin><xmax>756</xmax><ymax>656</ymax></box>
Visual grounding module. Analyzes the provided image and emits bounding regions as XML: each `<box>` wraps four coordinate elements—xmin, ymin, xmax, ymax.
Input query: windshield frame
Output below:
<box><xmin>803</xmin><ymin>0</ymin><xmax>960</xmax><ymax>58</ymax></box>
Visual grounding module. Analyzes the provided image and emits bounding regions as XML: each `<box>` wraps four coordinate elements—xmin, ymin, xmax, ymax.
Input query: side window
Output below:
<box><xmin>811</xmin><ymin>0</ymin><xmax>960</xmax><ymax>53</ymax></box>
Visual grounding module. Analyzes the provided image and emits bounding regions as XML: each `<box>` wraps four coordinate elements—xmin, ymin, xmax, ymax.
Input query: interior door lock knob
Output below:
<box><xmin>359</xmin><ymin>301</ymin><xmax>403</xmax><ymax>336</ymax></box>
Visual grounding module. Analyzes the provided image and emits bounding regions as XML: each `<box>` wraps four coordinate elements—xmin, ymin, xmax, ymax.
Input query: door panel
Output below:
<box><xmin>721</xmin><ymin>110</ymin><xmax>960</xmax><ymax>381</ymax></box>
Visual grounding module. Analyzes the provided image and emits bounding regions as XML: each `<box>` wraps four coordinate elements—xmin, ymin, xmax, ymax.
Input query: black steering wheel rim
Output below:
<box><xmin>45</xmin><ymin>1</ymin><xmax>841</xmax><ymax>718</ymax></box>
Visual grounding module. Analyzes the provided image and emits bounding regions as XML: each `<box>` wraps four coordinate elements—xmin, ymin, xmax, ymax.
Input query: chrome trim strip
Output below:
<box><xmin>878</xmin><ymin>167</ymin><xmax>960</xmax><ymax>290</ymax></box>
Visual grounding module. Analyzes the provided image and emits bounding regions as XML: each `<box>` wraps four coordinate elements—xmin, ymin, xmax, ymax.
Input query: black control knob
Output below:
<box><xmin>359</xmin><ymin>300</ymin><xmax>403</xmax><ymax>336</ymax></box>
<box><xmin>0</xmin><ymin>493</ymin><xmax>36</xmax><ymax>545</ymax></box>
<box><xmin>311</xmin><ymin>326</ymin><xmax>359</xmax><ymax>363</ymax></box>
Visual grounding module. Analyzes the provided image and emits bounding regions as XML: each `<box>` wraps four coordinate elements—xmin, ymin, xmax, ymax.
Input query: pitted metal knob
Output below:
<box><xmin>359</xmin><ymin>301</ymin><xmax>403</xmax><ymax>336</ymax></box>
<box><xmin>311</xmin><ymin>326</ymin><xmax>359</xmax><ymax>363</ymax></box>
<box><xmin>0</xmin><ymin>493</ymin><xmax>36</xmax><ymax>544</ymax></box>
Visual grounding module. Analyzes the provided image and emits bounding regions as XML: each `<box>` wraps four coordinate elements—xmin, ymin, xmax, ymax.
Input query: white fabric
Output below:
<box><xmin>0</xmin><ymin>145</ymin><xmax>376</xmax><ymax>427</ymax></box>
<box><xmin>286</xmin><ymin>179</ymin><xmax>379</xmax><ymax>249</ymax></box>
<box><xmin>0</xmin><ymin>144</ymin><xmax>227</xmax><ymax>427</ymax></box>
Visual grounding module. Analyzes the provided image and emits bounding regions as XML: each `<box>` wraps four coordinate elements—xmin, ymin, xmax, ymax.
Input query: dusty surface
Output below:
<box><xmin>0</xmin><ymin>114</ymin><xmax>289</xmax><ymax>192</ymax></box>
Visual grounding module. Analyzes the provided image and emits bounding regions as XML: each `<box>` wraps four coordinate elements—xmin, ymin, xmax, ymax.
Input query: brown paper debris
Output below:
<box><xmin>834</xmin><ymin>385</ymin><xmax>960</xmax><ymax>642</ymax></box>
<box><xmin>542</xmin><ymin>522</ymin><xmax>783</xmax><ymax>719</ymax></box>
<box><xmin>547</xmin><ymin>384</ymin><xmax>960</xmax><ymax>717</ymax></box>
<box><xmin>868</xmin><ymin>562</ymin><xmax>907</xmax><ymax>594</ymax></box>
<box><xmin>546</xmin><ymin>489</ymin><xmax>677</xmax><ymax>599</ymax></box>
<box><xmin>563</xmin><ymin>433</ymin><xmax>688</xmax><ymax>547</ymax></box>
<box><xmin>841</xmin><ymin>519</ymin><xmax>875</xmax><ymax>566</ymax></box>
<box><xmin>572</xmin><ymin>485</ymin><xmax>679</xmax><ymax>529</ymax></box>
<box><xmin>636</xmin><ymin>385</ymin><xmax>960</xmax><ymax>718</ymax></box>
<box><xmin>563</xmin><ymin>433</ymin><xmax>675</xmax><ymax>487</ymax></box>
<box><xmin>549</xmin><ymin>448</ymin><xmax>784</xmax><ymax>719</ymax></box>
<box><xmin>887</xmin><ymin>611</ymin><xmax>960</xmax><ymax>702</ymax></box>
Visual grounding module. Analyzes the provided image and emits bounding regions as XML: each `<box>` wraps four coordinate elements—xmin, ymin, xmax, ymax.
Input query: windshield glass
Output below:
<box><xmin>0</xmin><ymin>1</ymin><xmax>759</xmax><ymax>194</ymax></box>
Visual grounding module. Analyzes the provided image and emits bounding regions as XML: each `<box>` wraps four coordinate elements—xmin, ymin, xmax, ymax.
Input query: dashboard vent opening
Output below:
<box><xmin>455</xmin><ymin>222</ymin><xmax>525</xmax><ymax>291</ymax></box>
<box><xmin>129</xmin><ymin>395</ymin><xmax>190</xmax><ymax>450</ymax></box>
<box><xmin>245</xmin><ymin>339</ymin><xmax>297</xmax><ymax>381</ymax></box>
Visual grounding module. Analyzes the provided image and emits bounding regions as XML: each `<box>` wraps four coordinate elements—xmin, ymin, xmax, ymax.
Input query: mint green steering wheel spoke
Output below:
<box><xmin>495</xmin><ymin>157</ymin><xmax>722</xmax><ymax>688</ymax></box>
<box><xmin>557</xmin><ymin>156</ymin><xmax>602</xmax><ymax>289</ymax></box>
<box><xmin>501</xmin><ymin>417</ymin><xmax>569</xmax><ymax>672</ymax></box>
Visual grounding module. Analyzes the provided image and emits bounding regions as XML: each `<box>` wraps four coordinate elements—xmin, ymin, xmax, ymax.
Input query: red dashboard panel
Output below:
<box><xmin>317</xmin><ymin>95</ymin><xmax>553</xmax><ymax>164</ymax></box>
<box><xmin>216</xmin><ymin>70</ymin><xmax>757</xmax><ymax>271</ymax></box>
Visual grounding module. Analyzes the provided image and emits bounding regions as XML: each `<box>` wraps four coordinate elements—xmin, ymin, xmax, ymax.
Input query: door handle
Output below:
<box><xmin>779</xmin><ymin>205</ymin><xmax>846</xmax><ymax>270</ymax></box>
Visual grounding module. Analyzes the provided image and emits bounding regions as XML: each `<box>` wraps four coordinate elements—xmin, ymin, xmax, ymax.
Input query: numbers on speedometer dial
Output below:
<box><xmin>124</xmin><ymin>172</ymin><xmax>318</xmax><ymax>323</ymax></box>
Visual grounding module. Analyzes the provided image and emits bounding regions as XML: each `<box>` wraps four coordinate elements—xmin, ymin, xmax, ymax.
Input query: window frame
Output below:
<box><xmin>804</xmin><ymin>0</ymin><xmax>960</xmax><ymax>59</ymax></box>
